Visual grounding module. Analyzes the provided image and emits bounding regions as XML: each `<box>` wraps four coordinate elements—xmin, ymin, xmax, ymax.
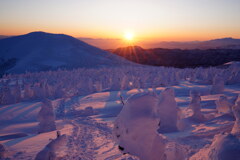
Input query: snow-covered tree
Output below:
<box><xmin>189</xmin><ymin>90</ymin><xmax>205</xmax><ymax>121</ymax></box>
<box><xmin>113</xmin><ymin>92</ymin><xmax>166</xmax><ymax>160</ymax></box>
<box><xmin>191</xmin><ymin>133</ymin><xmax>240</xmax><ymax>160</ymax></box>
<box><xmin>1</xmin><ymin>64</ymin><xmax>239</xmax><ymax>105</ymax></box>
<box><xmin>23</xmin><ymin>84</ymin><xmax>34</xmax><ymax>100</ymax></box>
<box><xmin>215</xmin><ymin>96</ymin><xmax>233</xmax><ymax>114</ymax></box>
<box><xmin>0</xmin><ymin>85</ymin><xmax>13</xmax><ymax>105</ymax></box>
<box><xmin>35</xmin><ymin>134</ymin><xmax>67</xmax><ymax>160</ymax></box>
<box><xmin>55</xmin><ymin>99</ymin><xmax>66</xmax><ymax>119</ymax></box>
<box><xmin>37</xmin><ymin>99</ymin><xmax>56</xmax><ymax>133</ymax></box>
<box><xmin>158</xmin><ymin>88</ymin><xmax>179</xmax><ymax>132</ymax></box>
<box><xmin>11</xmin><ymin>82</ymin><xmax>21</xmax><ymax>103</ymax></box>
<box><xmin>114</xmin><ymin>92</ymin><xmax>185</xmax><ymax>160</ymax></box>
<box><xmin>210</xmin><ymin>75</ymin><xmax>225</xmax><ymax>94</ymax></box>
<box><xmin>231</xmin><ymin>100</ymin><xmax>240</xmax><ymax>136</ymax></box>
<box><xmin>0</xmin><ymin>144</ymin><xmax>7</xmax><ymax>159</ymax></box>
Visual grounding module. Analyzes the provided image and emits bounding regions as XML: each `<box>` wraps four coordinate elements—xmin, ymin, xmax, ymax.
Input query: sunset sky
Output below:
<box><xmin>1</xmin><ymin>0</ymin><xmax>240</xmax><ymax>42</ymax></box>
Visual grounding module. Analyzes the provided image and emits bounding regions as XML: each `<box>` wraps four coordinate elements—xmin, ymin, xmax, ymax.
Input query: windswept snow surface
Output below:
<box><xmin>0</xmin><ymin>65</ymin><xmax>240</xmax><ymax>159</ymax></box>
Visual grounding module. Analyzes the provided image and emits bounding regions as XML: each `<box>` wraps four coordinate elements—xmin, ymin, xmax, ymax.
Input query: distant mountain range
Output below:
<box><xmin>0</xmin><ymin>32</ymin><xmax>239</xmax><ymax>73</ymax></box>
<box><xmin>108</xmin><ymin>46</ymin><xmax>240</xmax><ymax>68</ymax></box>
<box><xmin>2</xmin><ymin>35</ymin><xmax>240</xmax><ymax>49</ymax></box>
<box><xmin>148</xmin><ymin>37</ymin><xmax>240</xmax><ymax>49</ymax></box>
<box><xmin>0</xmin><ymin>35</ymin><xmax>9</xmax><ymax>39</ymax></box>
<box><xmin>0</xmin><ymin>32</ymin><xmax>132</xmax><ymax>74</ymax></box>
<box><xmin>78</xmin><ymin>37</ymin><xmax>240</xmax><ymax>50</ymax></box>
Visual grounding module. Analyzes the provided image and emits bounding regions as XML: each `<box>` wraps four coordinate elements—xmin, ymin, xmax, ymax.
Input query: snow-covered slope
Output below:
<box><xmin>1</xmin><ymin>81</ymin><xmax>240</xmax><ymax>159</ymax></box>
<box><xmin>0</xmin><ymin>32</ymin><xmax>132</xmax><ymax>73</ymax></box>
<box><xmin>0</xmin><ymin>64</ymin><xmax>240</xmax><ymax>159</ymax></box>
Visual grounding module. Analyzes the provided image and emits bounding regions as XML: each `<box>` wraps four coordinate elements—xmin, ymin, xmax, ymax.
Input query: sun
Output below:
<box><xmin>124</xmin><ymin>31</ymin><xmax>134</xmax><ymax>41</ymax></box>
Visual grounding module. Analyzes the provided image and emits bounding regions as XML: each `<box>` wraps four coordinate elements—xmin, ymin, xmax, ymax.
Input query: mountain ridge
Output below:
<box><xmin>0</xmin><ymin>31</ymin><xmax>133</xmax><ymax>74</ymax></box>
<box><xmin>108</xmin><ymin>46</ymin><xmax>240</xmax><ymax>68</ymax></box>
<box><xmin>1</xmin><ymin>34</ymin><xmax>240</xmax><ymax>49</ymax></box>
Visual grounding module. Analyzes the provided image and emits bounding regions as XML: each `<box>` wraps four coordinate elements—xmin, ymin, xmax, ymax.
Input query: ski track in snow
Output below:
<box><xmin>62</xmin><ymin>117</ymin><xmax>138</xmax><ymax>160</ymax></box>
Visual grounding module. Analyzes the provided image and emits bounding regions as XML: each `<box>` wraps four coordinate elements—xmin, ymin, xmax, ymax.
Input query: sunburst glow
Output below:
<box><xmin>124</xmin><ymin>32</ymin><xmax>134</xmax><ymax>41</ymax></box>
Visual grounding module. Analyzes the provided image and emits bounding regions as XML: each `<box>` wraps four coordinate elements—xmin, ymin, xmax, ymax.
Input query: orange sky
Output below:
<box><xmin>1</xmin><ymin>0</ymin><xmax>240</xmax><ymax>42</ymax></box>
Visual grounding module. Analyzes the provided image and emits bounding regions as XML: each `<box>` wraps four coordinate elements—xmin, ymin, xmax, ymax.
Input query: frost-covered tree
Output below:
<box><xmin>12</xmin><ymin>82</ymin><xmax>21</xmax><ymax>103</ymax></box>
<box><xmin>1</xmin><ymin>65</ymin><xmax>239</xmax><ymax>105</ymax></box>
<box><xmin>113</xmin><ymin>92</ymin><xmax>166</xmax><ymax>160</ymax></box>
<box><xmin>191</xmin><ymin>133</ymin><xmax>240</xmax><ymax>160</ymax></box>
<box><xmin>23</xmin><ymin>84</ymin><xmax>34</xmax><ymax>100</ymax></box>
<box><xmin>158</xmin><ymin>88</ymin><xmax>179</xmax><ymax>132</ymax></box>
<box><xmin>114</xmin><ymin>92</ymin><xmax>185</xmax><ymax>160</ymax></box>
<box><xmin>231</xmin><ymin>100</ymin><xmax>240</xmax><ymax>136</ymax></box>
<box><xmin>215</xmin><ymin>96</ymin><xmax>233</xmax><ymax>114</ymax></box>
<box><xmin>94</xmin><ymin>81</ymin><xmax>103</xmax><ymax>92</ymax></box>
<box><xmin>0</xmin><ymin>144</ymin><xmax>7</xmax><ymax>159</ymax></box>
<box><xmin>37</xmin><ymin>99</ymin><xmax>56</xmax><ymax>133</ymax></box>
<box><xmin>55</xmin><ymin>99</ymin><xmax>66</xmax><ymax>119</ymax></box>
<box><xmin>0</xmin><ymin>85</ymin><xmax>13</xmax><ymax>105</ymax></box>
<box><xmin>210</xmin><ymin>75</ymin><xmax>225</xmax><ymax>94</ymax></box>
<box><xmin>35</xmin><ymin>134</ymin><xmax>67</xmax><ymax>160</ymax></box>
<box><xmin>189</xmin><ymin>90</ymin><xmax>205</xmax><ymax>121</ymax></box>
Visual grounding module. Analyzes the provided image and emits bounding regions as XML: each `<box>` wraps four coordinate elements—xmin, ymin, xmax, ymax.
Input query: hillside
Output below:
<box><xmin>0</xmin><ymin>32</ymin><xmax>132</xmax><ymax>74</ymax></box>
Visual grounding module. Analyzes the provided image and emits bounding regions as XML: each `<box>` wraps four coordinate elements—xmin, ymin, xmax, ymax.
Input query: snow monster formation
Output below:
<box><xmin>210</xmin><ymin>75</ymin><xmax>225</xmax><ymax>94</ymax></box>
<box><xmin>37</xmin><ymin>99</ymin><xmax>56</xmax><ymax>133</ymax></box>
<box><xmin>0</xmin><ymin>144</ymin><xmax>8</xmax><ymax>159</ymax></box>
<box><xmin>191</xmin><ymin>99</ymin><xmax>240</xmax><ymax>160</ymax></box>
<box><xmin>35</xmin><ymin>134</ymin><xmax>67</xmax><ymax>160</ymax></box>
<box><xmin>189</xmin><ymin>90</ymin><xmax>205</xmax><ymax>122</ymax></box>
<box><xmin>158</xmin><ymin>88</ymin><xmax>179</xmax><ymax>133</ymax></box>
<box><xmin>215</xmin><ymin>96</ymin><xmax>233</xmax><ymax>114</ymax></box>
<box><xmin>190</xmin><ymin>133</ymin><xmax>240</xmax><ymax>160</ymax></box>
<box><xmin>231</xmin><ymin>100</ymin><xmax>240</xmax><ymax>136</ymax></box>
<box><xmin>113</xmin><ymin>92</ymin><xmax>185</xmax><ymax>160</ymax></box>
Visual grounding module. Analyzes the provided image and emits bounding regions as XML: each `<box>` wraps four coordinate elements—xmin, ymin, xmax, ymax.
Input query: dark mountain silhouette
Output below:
<box><xmin>108</xmin><ymin>46</ymin><xmax>240</xmax><ymax>68</ymax></box>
